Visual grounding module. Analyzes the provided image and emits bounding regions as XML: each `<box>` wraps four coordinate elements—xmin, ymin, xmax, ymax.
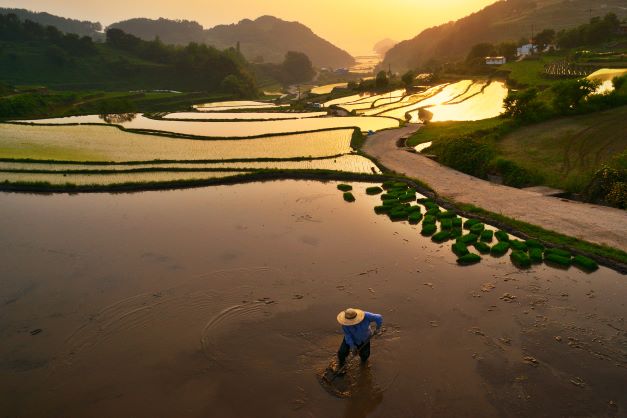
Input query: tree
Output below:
<box><xmin>280</xmin><ymin>51</ymin><xmax>314</xmax><ymax>84</ymax></box>
<box><xmin>551</xmin><ymin>79</ymin><xmax>599</xmax><ymax>113</ymax></box>
<box><xmin>503</xmin><ymin>88</ymin><xmax>548</xmax><ymax>122</ymax></box>
<box><xmin>401</xmin><ymin>70</ymin><xmax>415</xmax><ymax>88</ymax></box>
<box><xmin>497</xmin><ymin>42</ymin><xmax>517</xmax><ymax>60</ymax></box>
<box><xmin>375</xmin><ymin>70</ymin><xmax>389</xmax><ymax>89</ymax></box>
<box><xmin>466</xmin><ymin>43</ymin><xmax>496</xmax><ymax>63</ymax></box>
<box><xmin>533</xmin><ymin>29</ymin><xmax>555</xmax><ymax>49</ymax></box>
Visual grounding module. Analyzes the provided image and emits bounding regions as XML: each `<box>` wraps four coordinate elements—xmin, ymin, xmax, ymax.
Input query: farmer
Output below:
<box><xmin>336</xmin><ymin>308</ymin><xmax>383</xmax><ymax>370</ymax></box>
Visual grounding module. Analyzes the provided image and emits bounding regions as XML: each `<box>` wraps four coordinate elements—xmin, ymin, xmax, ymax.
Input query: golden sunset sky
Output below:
<box><xmin>0</xmin><ymin>0</ymin><xmax>497</xmax><ymax>54</ymax></box>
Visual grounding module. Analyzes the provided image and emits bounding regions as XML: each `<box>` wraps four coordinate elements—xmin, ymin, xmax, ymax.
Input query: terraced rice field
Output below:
<box><xmin>422</xmin><ymin>82</ymin><xmax>508</xmax><ymax>122</ymax></box>
<box><xmin>0</xmin><ymin>154</ymin><xmax>381</xmax><ymax>175</ymax></box>
<box><xmin>0</xmin><ymin>124</ymin><xmax>356</xmax><ymax>161</ymax></box>
<box><xmin>587</xmin><ymin>68</ymin><xmax>627</xmax><ymax>94</ymax></box>
<box><xmin>162</xmin><ymin>112</ymin><xmax>327</xmax><ymax>121</ymax></box>
<box><xmin>360</xmin><ymin>85</ymin><xmax>447</xmax><ymax>117</ymax></box>
<box><xmin>337</xmin><ymin>89</ymin><xmax>408</xmax><ymax>113</ymax></box>
<box><xmin>0</xmin><ymin>171</ymin><xmax>245</xmax><ymax>186</ymax></box>
<box><xmin>310</xmin><ymin>83</ymin><xmax>348</xmax><ymax>95</ymax></box>
<box><xmin>19</xmin><ymin>114</ymin><xmax>399</xmax><ymax>137</ymax></box>
<box><xmin>193</xmin><ymin>101</ymin><xmax>285</xmax><ymax>111</ymax></box>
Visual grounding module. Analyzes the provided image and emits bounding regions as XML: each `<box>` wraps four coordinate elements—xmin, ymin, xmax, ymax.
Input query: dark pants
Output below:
<box><xmin>337</xmin><ymin>338</ymin><xmax>371</xmax><ymax>367</ymax></box>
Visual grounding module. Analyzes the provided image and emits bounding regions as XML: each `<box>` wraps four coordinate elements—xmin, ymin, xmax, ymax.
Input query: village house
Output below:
<box><xmin>517</xmin><ymin>43</ymin><xmax>538</xmax><ymax>57</ymax></box>
<box><xmin>485</xmin><ymin>56</ymin><xmax>507</xmax><ymax>65</ymax></box>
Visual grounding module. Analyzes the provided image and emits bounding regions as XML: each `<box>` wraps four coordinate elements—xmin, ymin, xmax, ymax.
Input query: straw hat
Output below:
<box><xmin>337</xmin><ymin>308</ymin><xmax>365</xmax><ymax>326</ymax></box>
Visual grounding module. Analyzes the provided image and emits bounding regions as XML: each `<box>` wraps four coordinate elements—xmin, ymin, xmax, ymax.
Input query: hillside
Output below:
<box><xmin>383</xmin><ymin>0</ymin><xmax>627</xmax><ymax>72</ymax></box>
<box><xmin>0</xmin><ymin>7</ymin><xmax>103</xmax><ymax>40</ymax></box>
<box><xmin>0</xmin><ymin>14</ymin><xmax>256</xmax><ymax>95</ymax></box>
<box><xmin>110</xmin><ymin>15</ymin><xmax>354</xmax><ymax>68</ymax></box>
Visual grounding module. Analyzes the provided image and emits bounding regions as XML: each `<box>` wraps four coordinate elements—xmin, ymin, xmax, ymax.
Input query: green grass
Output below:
<box><xmin>407</xmin><ymin>118</ymin><xmax>507</xmax><ymax>147</ymax></box>
<box><xmin>499</xmin><ymin>56</ymin><xmax>561</xmax><ymax>88</ymax></box>
<box><xmin>497</xmin><ymin>106</ymin><xmax>627</xmax><ymax>193</ymax></box>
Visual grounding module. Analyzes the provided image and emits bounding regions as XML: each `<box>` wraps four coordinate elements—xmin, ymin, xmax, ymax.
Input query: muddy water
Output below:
<box><xmin>1</xmin><ymin>181</ymin><xmax>626</xmax><ymax>418</ymax></box>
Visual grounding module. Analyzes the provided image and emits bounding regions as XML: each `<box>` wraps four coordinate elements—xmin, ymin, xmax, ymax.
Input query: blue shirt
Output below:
<box><xmin>342</xmin><ymin>312</ymin><xmax>383</xmax><ymax>349</ymax></box>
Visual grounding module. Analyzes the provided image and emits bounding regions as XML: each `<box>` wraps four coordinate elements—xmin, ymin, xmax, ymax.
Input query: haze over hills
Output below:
<box><xmin>373</xmin><ymin>38</ymin><xmax>397</xmax><ymax>57</ymax></box>
<box><xmin>109</xmin><ymin>15</ymin><xmax>355</xmax><ymax>68</ymax></box>
<box><xmin>0</xmin><ymin>7</ymin><xmax>103</xmax><ymax>39</ymax></box>
<box><xmin>383</xmin><ymin>0</ymin><xmax>627</xmax><ymax>72</ymax></box>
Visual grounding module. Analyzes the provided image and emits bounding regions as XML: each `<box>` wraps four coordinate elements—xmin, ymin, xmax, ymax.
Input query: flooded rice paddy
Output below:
<box><xmin>1</xmin><ymin>180</ymin><xmax>625</xmax><ymax>418</ymax></box>
<box><xmin>19</xmin><ymin>114</ymin><xmax>399</xmax><ymax>137</ymax></box>
<box><xmin>0</xmin><ymin>124</ymin><xmax>356</xmax><ymax>161</ymax></box>
<box><xmin>424</xmin><ymin>81</ymin><xmax>508</xmax><ymax>122</ymax></box>
<box><xmin>311</xmin><ymin>83</ymin><xmax>349</xmax><ymax>95</ymax></box>
<box><xmin>192</xmin><ymin>100</ymin><xmax>286</xmax><ymax>111</ymax></box>
<box><xmin>588</xmin><ymin>68</ymin><xmax>627</xmax><ymax>94</ymax></box>
<box><xmin>162</xmin><ymin>111</ymin><xmax>328</xmax><ymax>120</ymax></box>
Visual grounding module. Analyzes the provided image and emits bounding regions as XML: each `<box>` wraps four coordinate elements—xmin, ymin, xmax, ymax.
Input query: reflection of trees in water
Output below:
<box><xmin>99</xmin><ymin>113</ymin><xmax>136</xmax><ymax>124</ymax></box>
<box><xmin>343</xmin><ymin>365</ymin><xmax>384</xmax><ymax>418</ymax></box>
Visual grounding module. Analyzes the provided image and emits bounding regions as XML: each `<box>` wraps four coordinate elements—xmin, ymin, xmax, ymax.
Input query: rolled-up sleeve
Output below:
<box><xmin>366</xmin><ymin>312</ymin><xmax>383</xmax><ymax>328</ymax></box>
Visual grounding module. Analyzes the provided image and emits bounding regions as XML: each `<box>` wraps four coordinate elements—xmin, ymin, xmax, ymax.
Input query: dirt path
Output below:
<box><xmin>363</xmin><ymin>124</ymin><xmax>627</xmax><ymax>252</ymax></box>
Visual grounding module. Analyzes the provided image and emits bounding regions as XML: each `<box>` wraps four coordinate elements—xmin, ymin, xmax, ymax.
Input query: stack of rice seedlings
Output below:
<box><xmin>463</xmin><ymin>219</ymin><xmax>482</xmax><ymax>230</ymax></box>
<box><xmin>457</xmin><ymin>253</ymin><xmax>482</xmax><ymax>265</ymax></box>
<box><xmin>366</xmin><ymin>187</ymin><xmax>383</xmax><ymax>195</ymax></box>
<box><xmin>457</xmin><ymin>233</ymin><xmax>478</xmax><ymax>245</ymax></box>
<box><xmin>480</xmin><ymin>230</ymin><xmax>494</xmax><ymax>243</ymax></box>
<box><xmin>452</xmin><ymin>242</ymin><xmax>470</xmax><ymax>257</ymax></box>
<box><xmin>389</xmin><ymin>205</ymin><xmax>410</xmax><ymax>221</ymax></box>
<box><xmin>343</xmin><ymin>192</ymin><xmax>356</xmax><ymax>202</ymax></box>
<box><xmin>490</xmin><ymin>241</ymin><xmax>510</xmax><ymax>256</ymax></box>
<box><xmin>495</xmin><ymin>230</ymin><xmax>510</xmax><ymax>242</ymax></box>
<box><xmin>437</xmin><ymin>211</ymin><xmax>456</xmax><ymax>219</ymax></box>
<box><xmin>450</xmin><ymin>226</ymin><xmax>463</xmax><ymax>238</ymax></box>
<box><xmin>510</xmin><ymin>251</ymin><xmax>532</xmax><ymax>268</ymax></box>
<box><xmin>544</xmin><ymin>248</ymin><xmax>572</xmax><ymax>267</ymax></box>
<box><xmin>510</xmin><ymin>240</ymin><xmax>528</xmax><ymax>252</ymax></box>
<box><xmin>337</xmin><ymin>184</ymin><xmax>353</xmax><ymax>192</ymax></box>
<box><xmin>421</xmin><ymin>215</ymin><xmax>437</xmax><ymax>236</ymax></box>
<box><xmin>452</xmin><ymin>218</ymin><xmax>463</xmax><ymax>228</ymax></box>
<box><xmin>572</xmin><ymin>255</ymin><xmax>599</xmax><ymax>272</ymax></box>
<box><xmin>431</xmin><ymin>231</ymin><xmax>450</xmax><ymax>243</ymax></box>
<box><xmin>408</xmin><ymin>211</ymin><xmax>423</xmax><ymax>224</ymax></box>
<box><xmin>529</xmin><ymin>247</ymin><xmax>544</xmax><ymax>263</ymax></box>
<box><xmin>469</xmin><ymin>223</ymin><xmax>485</xmax><ymax>235</ymax></box>
<box><xmin>440</xmin><ymin>218</ymin><xmax>453</xmax><ymax>230</ymax></box>
<box><xmin>473</xmin><ymin>241</ymin><xmax>491</xmax><ymax>254</ymax></box>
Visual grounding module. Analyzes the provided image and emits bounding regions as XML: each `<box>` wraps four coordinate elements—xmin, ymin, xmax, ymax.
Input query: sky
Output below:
<box><xmin>0</xmin><ymin>0</ymin><xmax>497</xmax><ymax>54</ymax></box>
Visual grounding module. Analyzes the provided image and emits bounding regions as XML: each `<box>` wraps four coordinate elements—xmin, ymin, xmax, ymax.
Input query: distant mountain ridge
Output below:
<box><xmin>109</xmin><ymin>15</ymin><xmax>355</xmax><ymax>68</ymax></box>
<box><xmin>383</xmin><ymin>0</ymin><xmax>627</xmax><ymax>71</ymax></box>
<box><xmin>0</xmin><ymin>7</ymin><xmax>103</xmax><ymax>40</ymax></box>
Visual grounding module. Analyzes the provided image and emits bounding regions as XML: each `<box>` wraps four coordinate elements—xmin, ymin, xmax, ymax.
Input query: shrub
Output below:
<box><xmin>510</xmin><ymin>251</ymin><xmax>532</xmax><ymax>269</ymax></box>
<box><xmin>545</xmin><ymin>248</ymin><xmax>571</xmax><ymax>258</ymax></box>
<box><xmin>491</xmin><ymin>241</ymin><xmax>510</xmax><ymax>256</ymax></box>
<box><xmin>453</xmin><ymin>242</ymin><xmax>470</xmax><ymax>257</ymax></box>
<box><xmin>457</xmin><ymin>253</ymin><xmax>482</xmax><ymax>265</ymax></box>
<box><xmin>529</xmin><ymin>247</ymin><xmax>544</xmax><ymax>263</ymax></box>
<box><xmin>366</xmin><ymin>187</ymin><xmax>383</xmax><ymax>195</ymax></box>
<box><xmin>584</xmin><ymin>164</ymin><xmax>627</xmax><ymax>208</ymax></box>
<box><xmin>572</xmin><ymin>255</ymin><xmax>599</xmax><ymax>272</ymax></box>
<box><xmin>606</xmin><ymin>182</ymin><xmax>627</xmax><ymax>209</ymax></box>
<box><xmin>480</xmin><ymin>230</ymin><xmax>494</xmax><ymax>243</ymax></box>
<box><xmin>421</xmin><ymin>223</ymin><xmax>437</xmax><ymax>236</ymax></box>
<box><xmin>526</xmin><ymin>239</ymin><xmax>544</xmax><ymax>250</ymax></box>
<box><xmin>470</xmin><ymin>223</ymin><xmax>485</xmax><ymax>234</ymax></box>
<box><xmin>432</xmin><ymin>231</ymin><xmax>451</xmax><ymax>243</ymax></box>
<box><xmin>510</xmin><ymin>240</ymin><xmax>528</xmax><ymax>252</ymax></box>
<box><xmin>440</xmin><ymin>218</ymin><xmax>453</xmax><ymax>230</ymax></box>
<box><xmin>408</xmin><ymin>212</ymin><xmax>423</xmax><ymax>224</ymax></box>
<box><xmin>458</xmin><ymin>233</ymin><xmax>478</xmax><ymax>244</ymax></box>
<box><xmin>473</xmin><ymin>241</ymin><xmax>491</xmax><ymax>254</ymax></box>
<box><xmin>545</xmin><ymin>253</ymin><xmax>572</xmax><ymax>267</ymax></box>
<box><xmin>343</xmin><ymin>192</ymin><xmax>356</xmax><ymax>202</ymax></box>
<box><xmin>423</xmin><ymin>215</ymin><xmax>437</xmax><ymax>225</ymax></box>
<box><xmin>495</xmin><ymin>231</ymin><xmax>510</xmax><ymax>242</ymax></box>
<box><xmin>489</xmin><ymin>157</ymin><xmax>543</xmax><ymax>188</ymax></box>
<box><xmin>435</xmin><ymin>137</ymin><xmax>495</xmax><ymax>179</ymax></box>
<box><xmin>464</xmin><ymin>219</ymin><xmax>481</xmax><ymax>229</ymax></box>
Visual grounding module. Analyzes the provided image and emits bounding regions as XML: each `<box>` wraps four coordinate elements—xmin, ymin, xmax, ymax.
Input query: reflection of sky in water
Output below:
<box><xmin>423</xmin><ymin>81</ymin><xmax>508</xmax><ymax>123</ymax></box>
<box><xmin>588</xmin><ymin>69</ymin><xmax>627</xmax><ymax>94</ymax></box>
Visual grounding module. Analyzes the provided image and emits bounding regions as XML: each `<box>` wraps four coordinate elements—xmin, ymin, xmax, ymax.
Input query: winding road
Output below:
<box><xmin>363</xmin><ymin>124</ymin><xmax>627</xmax><ymax>252</ymax></box>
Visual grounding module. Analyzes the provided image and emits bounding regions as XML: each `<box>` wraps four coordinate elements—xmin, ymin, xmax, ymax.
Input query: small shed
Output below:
<box><xmin>485</xmin><ymin>56</ymin><xmax>507</xmax><ymax>65</ymax></box>
<box><xmin>517</xmin><ymin>44</ymin><xmax>537</xmax><ymax>57</ymax></box>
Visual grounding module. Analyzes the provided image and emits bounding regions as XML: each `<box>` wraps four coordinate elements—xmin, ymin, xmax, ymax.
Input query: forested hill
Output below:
<box><xmin>0</xmin><ymin>7</ymin><xmax>103</xmax><ymax>40</ymax></box>
<box><xmin>0</xmin><ymin>14</ymin><xmax>257</xmax><ymax>95</ymax></box>
<box><xmin>109</xmin><ymin>15</ymin><xmax>355</xmax><ymax>68</ymax></box>
<box><xmin>383</xmin><ymin>0</ymin><xmax>627</xmax><ymax>72</ymax></box>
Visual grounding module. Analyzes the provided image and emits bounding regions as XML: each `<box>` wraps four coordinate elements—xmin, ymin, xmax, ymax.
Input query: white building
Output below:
<box><xmin>485</xmin><ymin>56</ymin><xmax>507</xmax><ymax>65</ymax></box>
<box><xmin>517</xmin><ymin>44</ymin><xmax>538</xmax><ymax>58</ymax></box>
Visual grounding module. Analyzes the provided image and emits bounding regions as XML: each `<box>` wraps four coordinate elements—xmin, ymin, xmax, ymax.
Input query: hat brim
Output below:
<box><xmin>337</xmin><ymin>308</ymin><xmax>365</xmax><ymax>326</ymax></box>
